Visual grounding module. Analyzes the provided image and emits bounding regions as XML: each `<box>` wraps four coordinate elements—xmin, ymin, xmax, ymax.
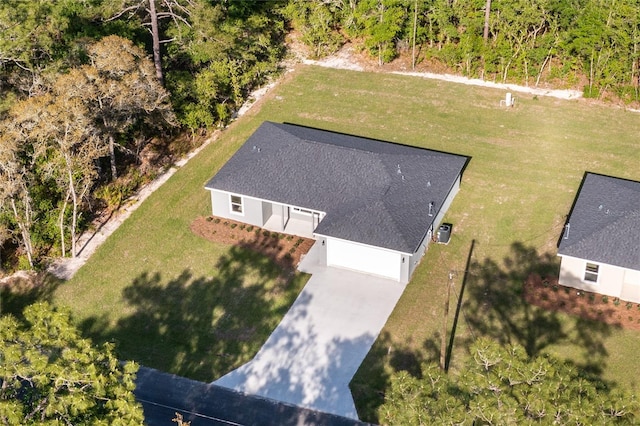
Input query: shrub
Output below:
<box><xmin>613</xmin><ymin>298</ymin><xmax>620</xmax><ymax>306</ymax></box>
<box><xmin>589</xmin><ymin>294</ymin><xmax>596</xmax><ymax>303</ymax></box>
<box><xmin>239</xmin><ymin>224</ymin><xmax>245</xmax><ymax>230</ymax></box>
<box><xmin>262</xmin><ymin>230</ymin><xmax>270</xmax><ymax>237</ymax></box>
<box><xmin>214</xmin><ymin>218</ymin><xmax>220</xmax><ymax>224</ymax></box>
<box><xmin>602</xmin><ymin>295</ymin><xmax>609</xmax><ymax>304</ymax></box>
<box><xmin>230</xmin><ymin>223</ymin><xmax>237</xmax><ymax>229</ymax></box>
<box><xmin>246</xmin><ymin>225</ymin><xmax>253</xmax><ymax>232</ymax></box>
<box><xmin>206</xmin><ymin>216</ymin><xmax>213</xmax><ymax>222</ymax></box>
<box><xmin>626</xmin><ymin>302</ymin><xmax>633</xmax><ymax>310</ymax></box>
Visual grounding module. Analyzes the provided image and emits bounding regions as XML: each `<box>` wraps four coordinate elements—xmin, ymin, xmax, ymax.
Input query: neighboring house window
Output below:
<box><xmin>230</xmin><ymin>194</ymin><xmax>243</xmax><ymax>215</ymax></box>
<box><xmin>584</xmin><ymin>262</ymin><xmax>599</xmax><ymax>283</ymax></box>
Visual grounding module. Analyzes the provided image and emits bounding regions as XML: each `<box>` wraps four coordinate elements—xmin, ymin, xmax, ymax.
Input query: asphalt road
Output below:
<box><xmin>134</xmin><ymin>366</ymin><xmax>373</xmax><ymax>426</ymax></box>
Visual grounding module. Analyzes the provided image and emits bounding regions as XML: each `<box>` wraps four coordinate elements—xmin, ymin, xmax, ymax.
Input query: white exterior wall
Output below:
<box><xmin>209</xmin><ymin>189</ymin><xmax>265</xmax><ymax>227</ymax></box>
<box><xmin>558</xmin><ymin>255</ymin><xmax>640</xmax><ymax>303</ymax></box>
<box><xmin>326</xmin><ymin>237</ymin><xmax>404</xmax><ymax>282</ymax></box>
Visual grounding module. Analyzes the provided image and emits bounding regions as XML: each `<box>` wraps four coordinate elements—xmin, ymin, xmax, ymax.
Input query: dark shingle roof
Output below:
<box><xmin>205</xmin><ymin>122</ymin><xmax>468</xmax><ymax>253</ymax></box>
<box><xmin>558</xmin><ymin>173</ymin><xmax>640</xmax><ymax>270</ymax></box>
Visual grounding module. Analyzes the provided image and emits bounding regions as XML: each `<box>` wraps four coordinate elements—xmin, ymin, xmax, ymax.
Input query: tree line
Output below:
<box><xmin>286</xmin><ymin>0</ymin><xmax>640</xmax><ymax>101</ymax></box>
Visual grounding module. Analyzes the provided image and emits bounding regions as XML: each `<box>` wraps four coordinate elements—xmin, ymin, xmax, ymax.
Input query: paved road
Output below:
<box><xmin>134</xmin><ymin>366</ymin><xmax>372</xmax><ymax>426</ymax></box>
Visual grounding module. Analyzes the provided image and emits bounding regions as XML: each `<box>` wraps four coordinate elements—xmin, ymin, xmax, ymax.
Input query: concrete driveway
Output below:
<box><xmin>214</xmin><ymin>242</ymin><xmax>406</xmax><ymax>419</ymax></box>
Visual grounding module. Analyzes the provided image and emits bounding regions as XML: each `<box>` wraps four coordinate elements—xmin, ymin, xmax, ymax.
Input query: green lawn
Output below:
<box><xmin>52</xmin><ymin>65</ymin><xmax>639</xmax><ymax>421</ymax></box>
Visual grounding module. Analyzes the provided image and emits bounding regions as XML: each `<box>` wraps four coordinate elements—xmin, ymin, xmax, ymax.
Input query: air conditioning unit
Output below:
<box><xmin>437</xmin><ymin>223</ymin><xmax>452</xmax><ymax>244</ymax></box>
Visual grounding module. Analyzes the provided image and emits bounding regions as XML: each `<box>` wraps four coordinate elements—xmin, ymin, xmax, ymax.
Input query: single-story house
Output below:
<box><xmin>205</xmin><ymin>121</ymin><xmax>469</xmax><ymax>284</ymax></box>
<box><xmin>557</xmin><ymin>172</ymin><xmax>640</xmax><ymax>303</ymax></box>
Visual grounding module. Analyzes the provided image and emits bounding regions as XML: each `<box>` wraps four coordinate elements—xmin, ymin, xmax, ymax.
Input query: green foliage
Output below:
<box><xmin>165</xmin><ymin>0</ymin><xmax>285</xmax><ymax>131</ymax></box>
<box><xmin>0</xmin><ymin>302</ymin><xmax>145</xmax><ymax>425</ymax></box>
<box><xmin>283</xmin><ymin>0</ymin><xmax>345</xmax><ymax>58</ymax></box>
<box><xmin>381</xmin><ymin>338</ymin><xmax>639</xmax><ymax>425</ymax></box>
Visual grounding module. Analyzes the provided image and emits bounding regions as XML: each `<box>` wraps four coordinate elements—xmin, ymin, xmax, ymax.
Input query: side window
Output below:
<box><xmin>584</xmin><ymin>262</ymin><xmax>599</xmax><ymax>283</ymax></box>
<box><xmin>230</xmin><ymin>194</ymin><xmax>243</xmax><ymax>214</ymax></box>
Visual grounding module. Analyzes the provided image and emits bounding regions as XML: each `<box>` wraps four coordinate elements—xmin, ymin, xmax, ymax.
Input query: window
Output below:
<box><xmin>584</xmin><ymin>262</ymin><xmax>599</xmax><ymax>283</ymax></box>
<box><xmin>230</xmin><ymin>194</ymin><xmax>243</xmax><ymax>214</ymax></box>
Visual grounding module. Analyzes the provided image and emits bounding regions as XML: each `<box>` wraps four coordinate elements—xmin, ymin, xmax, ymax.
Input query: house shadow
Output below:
<box><xmin>80</xmin><ymin>240</ymin><xmax>309</xmax><ymax>382</ymax></box>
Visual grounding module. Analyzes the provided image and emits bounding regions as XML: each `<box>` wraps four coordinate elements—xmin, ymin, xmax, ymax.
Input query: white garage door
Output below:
<box><xmin>326</xmin><ymin>238</ymin><xmax>401</xmax><ymax>281</ymax></box>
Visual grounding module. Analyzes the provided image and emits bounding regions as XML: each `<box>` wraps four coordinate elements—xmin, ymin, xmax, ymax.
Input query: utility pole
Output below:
<box><xmin>440</xmin><ymin>270</ymin><xmax>454</xmax><ymax>371</ymax></box>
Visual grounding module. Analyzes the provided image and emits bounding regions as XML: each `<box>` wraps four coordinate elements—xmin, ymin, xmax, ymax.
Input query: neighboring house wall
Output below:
<box><xmin>558</xmin><ymin>255</ymin><xmax>640</xmax><ymax>303</ymax></box>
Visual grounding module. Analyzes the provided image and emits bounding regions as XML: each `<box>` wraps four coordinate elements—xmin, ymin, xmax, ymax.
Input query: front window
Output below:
<box><xmin>230</xmin><ymin>194</ymin><xmax>243</xmax><ymax>214</ymax></box>
<box><xmin>584</xmin><ymin>262</ymin><xmax>599</xmax><ymax>283</ymax></box>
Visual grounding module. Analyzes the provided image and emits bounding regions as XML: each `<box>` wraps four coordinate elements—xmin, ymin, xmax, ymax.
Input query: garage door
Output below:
<box><xmin>326</xmin><ymin>238</ymin><xmax>401</xmax><ymax>281</ymax></box>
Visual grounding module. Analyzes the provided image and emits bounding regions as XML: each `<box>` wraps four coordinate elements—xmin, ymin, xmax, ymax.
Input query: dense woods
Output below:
<box><xmin>1</xmin><ymin>0</ymin><xmax>639</xmax><ymax>270</ymax></box>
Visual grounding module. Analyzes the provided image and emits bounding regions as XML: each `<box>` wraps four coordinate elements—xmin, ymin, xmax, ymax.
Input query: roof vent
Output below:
<box><xmin>397</xmin><ymin>164</ymin><xmax>402</xmax><ymax>175</ymax></box>
<box><xmin>427</xmin><ymin>181</ymin><xmax>431</xmax><ymax>187</ymax></box>
<box><xmin>428</xmin><ymin>201</ymin><xmax>434</xmax><ymax>216</ymax></box>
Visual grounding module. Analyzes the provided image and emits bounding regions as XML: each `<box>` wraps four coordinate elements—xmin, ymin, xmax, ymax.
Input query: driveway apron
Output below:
<box><xmin>214</xmin><ymin>242</ymin><xmax>406</xmax><ymax>419</ymax></box>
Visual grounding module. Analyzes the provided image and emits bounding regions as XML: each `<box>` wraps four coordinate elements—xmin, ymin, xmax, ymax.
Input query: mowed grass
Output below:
<box><xmin>54</xmin><ymin>65</ymin><xmax>639</xmax><ymax>419</ymax></box>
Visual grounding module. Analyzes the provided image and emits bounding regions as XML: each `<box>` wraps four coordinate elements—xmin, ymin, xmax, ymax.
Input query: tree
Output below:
<box><xmin>8</xmin><ymin>87</ymin><xmax>104</xmax><ymax>258</ymax></box>
<box><xmin>0</xmin><ymin>128</ymin><xmax>36</xmax><ymax>269</ymax></box>
<box><xmin>381</xmin><ymin>338</ymin><xmax>638</xmax><ymax>425</ymax></box>
<box><xmin>283</xmin><ymin>0</ymin><xmax>345</xmax><ymax>58</ymax></box>
<box><xmin>164</xmin><ymin>1</ymin><xmax>285</xmax><ymax>131</ymax></box>
<box><xmin>65</xmin><ymin>35</ymin><xmax>174</xmax><ymax>180</ymax></box>
<box><xmin>102</xmin><ymin>0</ymin><xmax>193</xmax><ymax>86</ymax></box>
<box><xmin>0</xmin><ymin>302</ymin><xmax>145</xmax><ymax>425</ymax></box>
<box><xmin>352</xmin><ymin>0</ymin><xmax>407</xmax><ymax>65</ymax></box>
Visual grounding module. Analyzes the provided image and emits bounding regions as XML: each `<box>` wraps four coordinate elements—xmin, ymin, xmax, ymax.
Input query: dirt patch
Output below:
<box><xmin>190</xmin><ymin>216</ymin><xmax>315</xmax><ymax>271</ymax></box>
<box><xmin>525</xmin><ymin>275</ymin><xmax>640</xmax><ymax>331</ymax></box>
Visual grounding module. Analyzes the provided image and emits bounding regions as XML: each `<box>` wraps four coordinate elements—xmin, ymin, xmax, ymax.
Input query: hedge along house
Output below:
<box><xmin>205</xmin><ymin>121</ymin><xmax>469</xmax><ymax>284</ymax></box>
<box><xmin>558</xmin><ymin>173</ymin><xmax>640</xmax><ymax>303</ymax></box>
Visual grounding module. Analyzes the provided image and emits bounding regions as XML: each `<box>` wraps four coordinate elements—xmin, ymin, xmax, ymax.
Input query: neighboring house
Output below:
<box><xmin>558</xmin><ymin>172</ymin><xmax>640</xmax><ymax>303</ymax></box>
<box><xmin>205</xmin><ymin>121</ymin><xmax>469</xmax><ymax>284</ymax></box>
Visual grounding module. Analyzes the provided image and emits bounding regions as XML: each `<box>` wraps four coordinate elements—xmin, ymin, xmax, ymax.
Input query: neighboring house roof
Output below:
<box><xmin>206</xmin><ymin>121</ymin><xmax>468</xmax><ymax>253</ymax></box>
<box><xmin>558</xmin><ymin>173</ymin><xmax>640</xmax><ymax>271</ymax></box>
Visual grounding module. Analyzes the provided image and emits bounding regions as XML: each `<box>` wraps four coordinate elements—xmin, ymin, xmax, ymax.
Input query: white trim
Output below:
<box><xmin>229</xmin><ymin>193</ymin><xmax>244</xmax><ymax>216</ymax></box>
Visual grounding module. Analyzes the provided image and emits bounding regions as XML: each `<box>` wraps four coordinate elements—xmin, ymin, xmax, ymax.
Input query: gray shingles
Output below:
<box><xmin>558</xmin><ymin>173</ymin><xmax>640</xmax><ymax>270</ymax></box>
<box><xmin>206</xmin><ymin>122</ymin><xmax>468</xmax><ymax>253</ymax></box>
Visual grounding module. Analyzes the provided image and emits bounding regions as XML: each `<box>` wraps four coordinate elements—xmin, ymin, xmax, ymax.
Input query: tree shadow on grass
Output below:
<box><xmin>352</xmin><ymin>241</ymin><xmax>617</xmax><ymax>423</ymax></box>
<box><xmin>0</xmin><ymin>273</ymin><xmax>62</xmax><ymax>319</ymax></box>
<box><xmin>80</xmin><ymin>239</ymin><xmax>309</xmax><ymax>382</ymax></box>
<box><xmin>350</xmin><ymin>330</ymin><xmax>442</xmax><ymax>423</ymax></box>
<box><xmin>462</xmin><ymin>241</ymin><xmax>614</xmax><ymax>375</ymax></box>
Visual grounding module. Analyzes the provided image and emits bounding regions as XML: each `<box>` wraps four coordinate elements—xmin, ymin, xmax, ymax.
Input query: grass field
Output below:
<box><xmin>52</xmin><ymin>65</ymin><xmax>640</xmax><ymax>422</ymax></box>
